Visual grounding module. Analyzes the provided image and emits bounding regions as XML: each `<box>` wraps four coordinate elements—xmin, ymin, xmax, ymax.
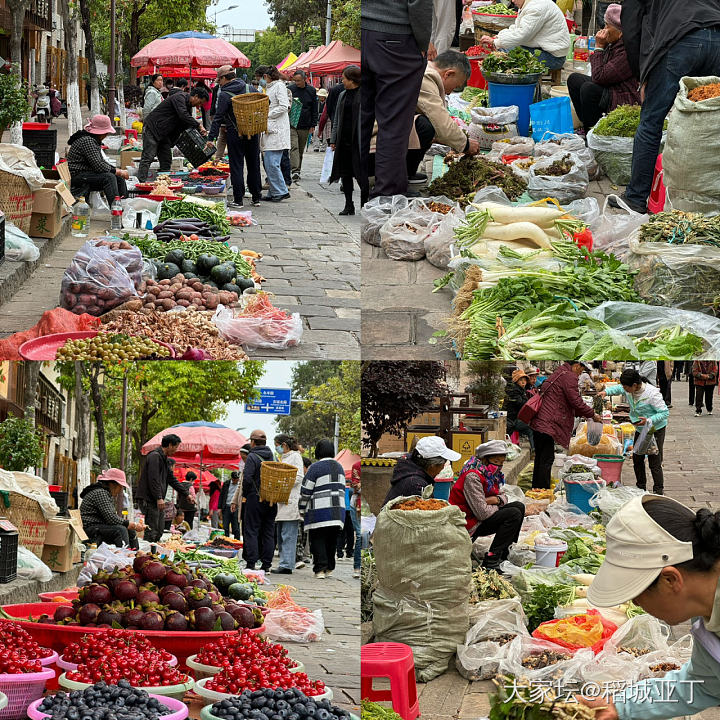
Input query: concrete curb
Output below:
<box><xmin>0</xmin><ymin>563</ymin><xmax>82</xmax><ymax>606</ymax></box>
<box><xmin>0</xmin><ymin>215</ymin><xmax>71</xmax><ymax>307</ymax></box>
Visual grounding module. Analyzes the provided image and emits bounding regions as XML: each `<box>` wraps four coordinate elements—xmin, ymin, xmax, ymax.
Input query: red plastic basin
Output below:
<box><xmin>23</xmin><ymin>122</ymin><xmax>51</xmax><ymax>130</ymax></box>
<box><xmin>37</xmin><ymin>589</ymin><xmax>78</xmax><ymax>602</ymax></box>
<box><xmin>1</xmin><ymin>603</ymin><xmax>265</xmax><ymax>669</ymax></box>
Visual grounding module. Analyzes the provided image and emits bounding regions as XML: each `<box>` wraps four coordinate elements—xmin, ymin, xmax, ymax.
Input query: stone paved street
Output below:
<box><xmin>0</xmin><ymin>117</ymin><xmax>360</xmax><ymax>360</ymax></box>
<box><xmin>369</xmin><ymin>390</ymin><xmax>720</xmax><ymax>720</ymax></box>
<box><xmin>362</xmin><ymin>176</ymin><xmax>624</xmax><ymax>360</ymax></box>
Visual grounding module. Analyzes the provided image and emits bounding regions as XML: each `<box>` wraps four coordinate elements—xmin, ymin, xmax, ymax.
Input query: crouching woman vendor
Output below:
<box><xmin>79</xmin><ymin>468</ymin><xmax>141</xmax><ymax>549</ymax></box>
<box><xmin>449</xmin><ymin>440</ymin><xmax>525</xmax><ymax>571</ymax></box>
<box><xmin>581</xmin><ymin>495</ymin><xmax>720</xmax><ymax>720</ymax></box>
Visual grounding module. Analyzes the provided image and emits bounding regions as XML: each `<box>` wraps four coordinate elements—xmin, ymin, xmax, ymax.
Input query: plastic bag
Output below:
<box><xmin>569</xmin><ymin>427</ymin><xmax>622</xmax><ymax>458</ymax></box>
<box><xmin>78</xmin><ymin>543</ymin><xmax>136</xmax><ymax>586</ymax></box>
<box><xmin>535</xmin><ymin>132</ymin><xmax>599</xmax><ymax>179</ymax></box>
<box><xmin>626</xmin><ymin>230</ymin><xmax>720</xmax><ymax>312</ymax></box>
<box><xmin>5</xmin><ymin>221</ymin><xmax>40</xmax><ymax>261</ymax></box>
<box><xmin>639</xmin><ymin>635</ymin><xmax>693</xmax><ymax>680</ymax></box>
<box><xmin>121</xmin><ymin>197</ymin><xmax>162</xmax><ymax>230</ymax></box>
<box><xmin>60</xmin><ymin>241</ymin><xmax>141</xmax><ymax>316</ymax></box>
<box><xmin>89</xmin><ymin>192</ymin><xmax>111</xmax><ymax>218</ymax></box>
<box><xmin>528</xmin><ymin>153</ymin><xmax>589</xmax><ymax>203</ymax></box>
<box><xmin>586</xmin><ymin>127</ymin><xmax>634</xmax><ymax>185</ymax></box>
<box><xmin>563</xmin><ymin>197</ymin><xmax>601</xmax><ymax>227</ymax></box>
<box><xmin>508</xmin><ymin>156</ymin><xmax>536</xmax><ymax>181</ymax></box>
<box><xmin>532</xmin><ymin>610</ymin><xmax>617</xmax><ymax>654</ymax></box>
<box><xmin>491</xmin><ymin>136</ymin><xmax>535</xmax><ymax>157</ymax></box>
<box><xmin>500</xmin><ymin>635</ymin><xmax>594</xmax><ymax>684</ymax></box>
<box><xmin>471</xmin><ymin>106</ymin><xmax>519</xmax><ymax>126</ymax></box>
<box><xmin>212</xmin><ymin>304</ymin><xmax>303</xmax><ymax>350</ymax></box>
<box><xmin>379</xmin><ymin>206</ymin><xmax>437</xmax><ymax>261</ymax></box>
<box><xmin>16</xmin><ymin>546</ymin><xmax>53</xmax><ymax>581</ymax></box>
<box><xmin>603</xmin><ymin>614</ymin><xmax>671</xmax><ymax>656</ymax></box>
<box><xmin>590</xmin><ymin>195</ymin><xmax>647</xmax><ymax>257</ymax></box>
<box><xmin>361</xmin><ymin>195</ymin><xmax>409</xmax><ymax>247</ymax></box>
<box><xmin>469</xmin><ymin>122</ymin><xmax>519</xmax><ymax>150</ymax></box>
<box><xmin>263</xmin><ymin>609</ymin><xmax>325</xmax><ymax>643</ymax></box>
<box><xmin>319</xmin><ymin>147</ymin><xmax>334</xmax><ymax>185</ymax></box>
<box><xmin>586</xmin><ymin>420</ymin><xmax>603</xmax><ymax>446</ymax></box>
<box><xmin>458</xmin><ymin>597</ymin><xmax>529</xmax><ymax>680</ymax></box>
<box><xmin>544</xmin><ymin>499</ymin><xmax>595</xmax><ymax>528</ymax></box>
<box><xmin>425</xmin><ymin>211</ymin><xmax>464</xmax><ymax>269</ymax></box>
<box><xmin>589</xmin><ymin>484</ymin><xmax>646</xmax><ymax>517</ymax></box>
<box><xmin>587</xmin><ymin>301</ymin><xmax>720</xmax><ymax>359</ymax></box>
<box><xmin>634</xmin><ymin>421</ymin><xmax>657</xmax><ymax>455</ymax></box>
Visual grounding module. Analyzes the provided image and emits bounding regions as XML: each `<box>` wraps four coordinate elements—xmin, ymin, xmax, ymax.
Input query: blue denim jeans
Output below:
<box><xmin>626</xmin><ymin>28</ymin><xmax>720</xmax><ymax>207</ymax></box>
<box><xmin>263</xmin><ymin>149</ymin><xmax>288</xmax><ymax>198</ymax></box>
<box><xmin>521</xmin><ymin>47</ymin><xmax>566</xmax><ymax>70</ymax></box>
<box><xmin>276</xmin><ymin>520</ymin><xmax>300</xmax><ymax>571</ymax></box>
<box><xmin>349</xmin><ymin>506</ymin><xmax>361</xmax><ymax>570</ymax></box>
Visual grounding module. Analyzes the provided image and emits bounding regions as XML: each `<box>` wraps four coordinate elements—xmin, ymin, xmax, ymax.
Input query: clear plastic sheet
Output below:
<box><xmin>590</xmin><ymin>195</ymin><xmax>647</xmax><ymax>257</ymax></box>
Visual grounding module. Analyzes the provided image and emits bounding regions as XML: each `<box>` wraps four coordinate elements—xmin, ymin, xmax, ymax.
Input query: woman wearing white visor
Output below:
<box><xmin>581</xmin><ymin>494</ymin><xmax>720</xmax><ymax>720</ymax></box>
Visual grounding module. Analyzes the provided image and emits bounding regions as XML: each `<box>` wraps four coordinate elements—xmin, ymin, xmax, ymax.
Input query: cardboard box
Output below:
<box><xmin>41</xmin><ymin>512</ymin><xmax>87</xmax><ymax>572</ymax></box>
<box><xmin>29</xmin><ymin>181</ymin><xmax>70</xmax><ymax>238</ymax></box>
<box><xmin>120</xmin><ymin>149</ymin><xmax>142</xmax><ymax>169</ymax></box>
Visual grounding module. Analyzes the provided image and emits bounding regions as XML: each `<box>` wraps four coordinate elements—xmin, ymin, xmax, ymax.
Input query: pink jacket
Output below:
<box><xmin>208</xmin><ymin>489</ymin><xmax>220</xmax><ymax>512</ymax></box>
<box><xmin>530</xmin><ymin>362</ymin><xmax>594</xmax><ymax>447</ymax></box>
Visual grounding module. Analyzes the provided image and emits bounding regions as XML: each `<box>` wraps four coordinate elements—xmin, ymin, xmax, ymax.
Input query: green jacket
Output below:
<box><xmin>605</xmin><ymin>383</ymin><xmax>668</xmax><ymax>431</ymax></box>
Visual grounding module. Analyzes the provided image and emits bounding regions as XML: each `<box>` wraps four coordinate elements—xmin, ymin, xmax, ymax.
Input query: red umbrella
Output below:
<box><xmin>174</xmin><ymin>465</ymin><xmax>217</xmax><ymax>491</ymax></box>
<box><xmin>136</xmin><ymin>64</ymin><xmax>217</xmax><ymax>79</ymax></box>
<box><xmin>131</xmin><ymin>32</ymin><xmax>250</xmax><ymax>69</ymax></box>
<box><xmin>141</xmin><ymin>421</ymin><xmax>248</xmax><ymax>469</ymax></box>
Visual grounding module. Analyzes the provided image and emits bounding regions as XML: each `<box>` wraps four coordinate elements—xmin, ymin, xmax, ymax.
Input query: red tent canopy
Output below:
<box><xmin>288</xmin><ymin>45</ymin><xmax>327</xmax><ymax>72</ymax></box>
<box><xmin>131</xmin><ymin>34</ymin><xmax>250</xmax><ymax>68</ymax></box>
<box><xmin>174</xmin><ymin>466</ymin><xmax>217</xmax><ymax>491</ymax></box>
<box><xmin>309</xmin><ymin>41</ymin><xmax>360</xmax><ymax>75</ymax></box>
<box><xmin>136</xmin><ymin>64</ymin><xmax>217</xmax><ymax>79</ymax></box>
<box><xmin>335</xmin><ymin>448</ymin><xmax>361</xmax><ymax>479</ymax></box>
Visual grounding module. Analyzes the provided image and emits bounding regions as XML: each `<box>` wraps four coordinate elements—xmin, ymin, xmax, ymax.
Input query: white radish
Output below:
<box><xmin>483</xmin><ymin>221</ymin><xmax>555</xmax><ymax>249</ymax></box>
<box><xmin>472</xmin><ymin>202</ymin><xmax>567</xmax><ymax>227</ymax></box>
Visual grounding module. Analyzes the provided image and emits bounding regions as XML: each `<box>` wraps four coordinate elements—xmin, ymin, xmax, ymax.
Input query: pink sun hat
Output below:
<box><xmin>84</xmin><ymin>114</ymin><xmax>116</xmax><ymax>135</ymax></box>
<box><xmin>97</xmin><ymin>468</ymin><xmax>129</xmax><ymax>488</ymax></box>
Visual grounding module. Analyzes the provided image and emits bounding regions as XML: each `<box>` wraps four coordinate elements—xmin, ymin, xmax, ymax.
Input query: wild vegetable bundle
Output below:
<box><xmin>594</xmin><ymin>105</ymin><xmax>667</xmax><ymax>138</ymax></box>
<box><xmin>638</xmin><ymin>211</ymin><xmax>720</xmax><ymax>247</ymax></box>
<box><xmin>482</xmin><ymin>47</ymin><xmax>547</xmax><ymax>75</ymax></box>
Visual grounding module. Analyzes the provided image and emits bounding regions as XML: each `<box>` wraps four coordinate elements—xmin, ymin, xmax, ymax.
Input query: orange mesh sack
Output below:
<box><xmin>532</xmin><ymin>610</ymin><xmax>618</xmax><ymax>654</ymax></box>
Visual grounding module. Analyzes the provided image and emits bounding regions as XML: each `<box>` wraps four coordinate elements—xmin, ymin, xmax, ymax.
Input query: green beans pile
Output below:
<box><xmin>361</xmin><ymin>701</ymin><xmax>404</xmax><ymax>720</ymax></box>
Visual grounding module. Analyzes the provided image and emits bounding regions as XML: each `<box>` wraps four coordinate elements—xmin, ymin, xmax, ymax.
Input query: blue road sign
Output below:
<box><xmin>245</xmin><ymin>388</ymin><xmax>292</xmax><ymax>415</ymax></box>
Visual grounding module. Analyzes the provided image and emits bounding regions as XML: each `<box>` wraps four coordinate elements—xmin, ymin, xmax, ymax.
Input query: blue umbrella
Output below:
<box><xmin>160</xmin><ymin>31</ymin><xmax>218</xmax><ymax>40</ymax></box>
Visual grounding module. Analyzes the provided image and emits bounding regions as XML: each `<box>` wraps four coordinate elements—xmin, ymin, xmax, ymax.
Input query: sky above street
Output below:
<box><xmin>209</xmin><ymin>0</ymin><xmax>272</xmax><ymax>30</ymax></box>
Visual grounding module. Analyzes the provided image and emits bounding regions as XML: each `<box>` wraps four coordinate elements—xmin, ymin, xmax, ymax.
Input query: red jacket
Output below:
<box><xmin>590</xmin><ymin>39</ymin><xmax>641</xmax><ymax>111</ymax></box>
<box><xmin>692</xmin><ymin>361</ymin><xmax>719</xmax><ymax>387</ymax></box>
<box><xmin>530</xmin><ymin>363</ymin><xmax>594</xmax><ymax>447</ymax></box>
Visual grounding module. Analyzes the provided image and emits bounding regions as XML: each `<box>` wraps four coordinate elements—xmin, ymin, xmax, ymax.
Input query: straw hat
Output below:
<box><xmin>512</xmin><ymin>369</ymin><xmax>529</xmax><ymax>384</ymax></box>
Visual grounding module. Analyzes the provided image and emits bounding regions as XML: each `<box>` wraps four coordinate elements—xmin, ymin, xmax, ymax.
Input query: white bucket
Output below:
<box><xmin>550</xmin><ymin>86</ymin><xmax>582</xmax><ymax>129</ymax></box>
<box><xmin>534</xmin><ymin>539</ymin><xmax>568</xmax><ymax>567</ymax></box>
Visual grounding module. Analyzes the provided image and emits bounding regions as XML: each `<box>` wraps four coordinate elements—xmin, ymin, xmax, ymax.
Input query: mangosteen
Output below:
<box><xmin>217</xmin><ymin>612</ymin><xmax>237</xmax><ymax>631</ymax></box>
<box><xmin>187</xmin><ymin>588</ymin><xmax>212</xmax><ymax>610</ymax></box>
<box><xmin>189</xmin><ymin>579</ymin><xmax>207</xmax><ymax>590</ymax></box>
<box><xmin>139</xmin><ymin>611</ymin><xmax>165</xmax><ymax>631</ymax></box>
<box><xmin>133</xmin><ymin>554</ymin><xmax>152</xmax><ymax>573</ymax></box>
<box><xmin>113</xmin><ymin>580</ymin><xmax>139</xmax><ymax>602</ymax></box>
<box><xmin>97</xmin><ymin>608</ymin><xmax>123</xmax><ymax>626</ymax></box>
<box><xmin>137</xmin><ymin>589</ymin><xmax>161</xmax><ymax>606</ymax></box>
<box><xmin>159</xmin><ymin>584</ymin><xmax>182</xmax><ymax>598</ymax></box>
<box><xmin>80</xmin><ymin>583</ymin><xmax>112</xmax><ymax>605</ymax></box>
<box><xmin>210</xmin><ymin>603</ymin><xmax>225</xmax><ymax>617</ymax></box>
<box><xmin>78</xmin><ymin>603</ymin><xmax>102</xmax><ymax>625</ymax></box>
<box><xmin>208</xmin><ymin>591</ymin><xmax>222</xmax><ymax>604</ymax></box>
<box><xmin>165</xmin><ymin>569</ymin><xmax>188</xmax><ymax>588</ymax></box>
<box><xmin>122</xmin><ymin>608</ymin><xmax>144</xmax><ymax>627</ymax></box>
<box><xmin>181</xmin><ymin>586</ymin><xmax>195</xmax><ymax>597</ymax></box>
<box><xmin>54</xmin><ymin>606</ymin><xmax>76</xmax><ymax>623</ymax></box>
<box><xmin>125</xmin><ymin>625</ymin><xmax>140</xmax><ymax>630</ymax></box>
<box><xmin>165</xmin><ymin>612</ymin><xmax>188</xmax><ymax>631</ymax></box>
<box><xmin>141</xmin><ymin>561</ymin><xmax>167</xmax><ymax>583</ymax></box>
<box><xmin>231</xmin><ymin>606</ymin><xmax>255</xmax><ymax>629</ymax></box>
<box><xmin>165</xmin><ymin>593</ymin><xmax>188</xmax><ymax>613</ymax></box>
<box><xmin>188</xmin><ymin>606</ymin><xmax>216</xmax><ymax>631</ymax></box>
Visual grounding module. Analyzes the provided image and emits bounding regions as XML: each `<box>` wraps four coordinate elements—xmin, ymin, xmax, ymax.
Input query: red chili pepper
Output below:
<box><xmin>573</xmin><ymin>228</ymin><xmax>593</xmax><ymax>252</ymax></box>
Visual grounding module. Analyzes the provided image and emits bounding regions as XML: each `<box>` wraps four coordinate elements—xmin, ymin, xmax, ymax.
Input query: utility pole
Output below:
<box><xmin>325</xmin><ymin>0</ymin><xmax>332</xmax><ymax>45</ymax></box>
<box><xmin>333</xmin><ymin>413</ymin><xmax>339</xmax><ymax>454</ymax></box>
<box><xmin>119</xmin><ymin>371</ymin><xmax>128</xmax><ymax>471</ymax></box>
<box><xmin>108</xmin><ymin>0</ymin><xmax>115</xmax><ymax>120</ymax></box>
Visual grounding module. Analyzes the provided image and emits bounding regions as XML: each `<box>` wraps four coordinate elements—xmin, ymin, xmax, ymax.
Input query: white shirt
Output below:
<box><xmin>495</xmin><ymin>0</ymin><xmax>570</xmax><ymax>57</ymax></box>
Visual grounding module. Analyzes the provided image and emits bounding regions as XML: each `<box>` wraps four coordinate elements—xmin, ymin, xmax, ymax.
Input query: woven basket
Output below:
<box><xmin>0</xmin><ymin>492</ymin><xmax>48</xmax><ymax>558</ymax></box>
<box><xmin>231</xmin><ymin>94</ymin><xmax>270</xmax><ymax>137</ymax></box>
<box><xmin>259</xmin><ymin>461</ymin><xmax>298</xmax><ymax>505</ymax></box>
<box><xmin>0</xmin><ymin>171</ymin><xmax>34</xmax><ymax>234</ymax></box>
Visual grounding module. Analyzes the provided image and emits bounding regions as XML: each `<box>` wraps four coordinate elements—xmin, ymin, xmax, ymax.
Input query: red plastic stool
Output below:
<box><xmin>361</xmin><ymin>643</ymin><xmax>420</xmax><ymax>720</ymax></box>
<box><xmin>648</xmin><ymin>154</ymin><xmax>666</xmax><ymax>214</ymax></box>
<box><xmin>124</xmin><ymin>129</ymin><xmax>138</xmax><ymax>142</ymax></box>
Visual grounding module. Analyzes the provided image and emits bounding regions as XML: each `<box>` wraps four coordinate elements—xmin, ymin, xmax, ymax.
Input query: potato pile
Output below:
<box><xmin>142</xmin><ymin>274</ymin><xmax>239</xmax><ymax>312</ymax></box>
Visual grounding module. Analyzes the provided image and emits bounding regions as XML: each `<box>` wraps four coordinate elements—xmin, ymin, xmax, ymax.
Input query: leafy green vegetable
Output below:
<box><xmin>460</xmin><ymin>87</ymin><xmax>489</xmax><ymax>105</ymax></box>
<box><xmin>475</xmin><ymin>2</ymin><xmax>516</xmax><ymax>14</ymax></box>
<box><xmin>159</xmin><ymin>198</ymin><xmax>231</xmax><ymax>235</ymax></box>
<box><xmin>594</xmin><ymin>105</ymin><xmax>668</xmax><ymax>138</ymax></box>
<box><xmin>482</xmin><ymin>47</ymin><xmax>547</xmax><ymax>75</ymax></box>
<box><xmin>472</xmin><ymin>568</ymin><xmax>518</xmax><ymax>601</ymax></box>
<box><xmin>638</xmin><ymin>210</ymin><xmax>720</xmax><ymax>247</ymax></box>
<box><xmin>523</xmin><ymin>583</ymin><xmax>576</xmax><ymax>632</ymax></box>
<box><xmin>174</xmin><ymin>549</ymin><xmax>266</xmax><ymax>600</ymax></box>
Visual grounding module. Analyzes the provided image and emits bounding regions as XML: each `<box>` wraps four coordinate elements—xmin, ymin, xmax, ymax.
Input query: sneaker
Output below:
<box><xmin>696</xmin><ymin>411</ymin><xmax>702</xmax><ymax>417</ymax></box>
<box><xmin>709</xmin><ymin>411</ymin><xmax>714</xmax><ymax>416</ymax></box>
<box><xmin>353</xmin><ymin>569</ymin><xmax>361</xmax><ymax>578</ymax></box>
<box><xmin>228</xmin><ymin>201</ymin><xmax>244</xmax><ymax>210</ymax></box>
<box><xmin>314</xmin><ymin>571</ymin><xmax>326</xmax><ymax>579</ymax></box>
<box><xmin>608</xmin><ymin>192</ymin><xmax>648</xmax><ymax>215</ymax></box>
<box><xmin>270</xmin><ymin>568</ymin><xmax>293</xmax><ymax>574</ymax></box>
<box><xmin>251</xmin><ymin>198</ymin><xmax>261</xmax><ymax>206</ymax></box>
<box><xmin>408</xmin><ymin>172</ymin><xmax>428</xmax><ymax>184</ymax></box>
<box><xmin>667</xmin><ymin>404</ymin><xmax>673</xmax><ymax>409</ymax></box>
<box><xmin>324</xmin><ymin>570</ymin><xmax>333</xmax><ymax>578</ymax></box>
<box><xmin>295</xmin><ymin>561</ymin><xmax>306</xmax><ymax>570</ymax></box>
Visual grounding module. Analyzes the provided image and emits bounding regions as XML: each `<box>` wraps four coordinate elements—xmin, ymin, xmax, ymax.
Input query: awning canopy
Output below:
<box><xmin>308</xmin><ymin>41</ymin><xmax>360</xmax><ymax>75</ymax></box>
<box><xmin>335</xmin><ymin>448</ymin><xmax>361</xmax><ymax>478</ymax></box>
<box><xmin>136</xmin><ymin>64</ymin><xmax>217</xmax><ymax>79</ymax></box>
<box><xmin>131</xmin><ymin>32</ymin><xmax>250</xmax><ymax>68</ymax></box>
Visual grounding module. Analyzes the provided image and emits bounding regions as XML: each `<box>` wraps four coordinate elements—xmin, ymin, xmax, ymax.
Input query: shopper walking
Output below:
<box><xmin>272</xmin><ymin>434</ymin><xmax>304</xmax><ymax>575</ymax></box>
<box><xmin>529</xmin><ymin>362</ymin><xmax>602</xmax><ymax>489</ymax></box>
<box><xmin>350</xmin><ymin>460</ymin><xmax>361</xmax><ymax>578</ymax></box>
<box><xmin>242</xmin><ymin>430</ymin><xmax>276</xmax><ymax>571</ymax></box>
<box><xmin>299</xmin><ymin>440</ymin><xmax>347</xmax><ymax>579</ymax></box>
<box><xmin>289</xmin><ymin>71</ymin><xmax>318</xmax><ymax>180</ymax></box>
<box><xmin>220</xmin><ymin>472</ymin><xmax>242</xmax><ymax>540</ymax></box>
<box><xmin>260</xmin><ymin>66</ymin><xmax>291</xmax><ymax>202</ymax></box>
<box><xmin>657</xmin><ymin>361</ymin><xmax>674</xmax><ymax>408</ymax></box>
<box><xmin>599</xmin><ymin>368</ymin><xmax>669</xmax><ymax>495</ymax></box>
<box><xmin>208</xmin><ymin>479</ymin><xmax>221</xmax><ymax>528</ymax></box>
<box><xmin>137</xmin><ymin>434</ymin><xmax>188</xmax><ymax>543</ymax></box>
<box><xmin>336</xmin><ymin>483</ymin><xmax>355</xmax><ymax>561</ymax></box>
<box><xmin>361</xmin><ymin>0</ymin><xmax>432</xmax><ymax>198</ymax></box>
<box><xmin>329</xmin><ymin>65</ymin><xmax>368</xmax><ymax>215</ymax></box>
<box><xmin>693</xmin><ymin>361</ymin><xmax>719</xmax><ymax>417</ymax></box>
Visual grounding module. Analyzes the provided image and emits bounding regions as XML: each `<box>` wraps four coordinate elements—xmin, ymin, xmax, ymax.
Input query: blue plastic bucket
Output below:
<box><xmin>433</xmin><ymin>478</ymin><xmax>454</xmax><ymax>501</ymax></box>
<box><xmin>529</xmin><ymin>97</ymin><xmax>575</xmax><ymax>141</ymax></box>
<box><xmin>488</xmin><ymin>81</ymin><xmax>537</xmax><ymax>136</ymax></box>
<box><xmin>564</xmin><ymin>478</ymin><xmax>604</xmax><ymax>514</ymax></box>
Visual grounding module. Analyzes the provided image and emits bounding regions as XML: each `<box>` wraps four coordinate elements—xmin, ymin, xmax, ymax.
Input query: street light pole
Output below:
<box><xmin>108</xmin><ymin>0</ymin><xmax>115</xmax><ymax>120</ymax></box>
<box><xmin>325</xmin><ymin>0</ymin><xmax>332</xmax><ymax>45</ymax></box>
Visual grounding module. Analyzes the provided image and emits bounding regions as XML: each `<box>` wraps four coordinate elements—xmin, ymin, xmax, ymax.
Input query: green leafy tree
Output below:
<box><xmin>0</xmin><ymin>416</ymin><xmax>44</xmax><ymax>472</ymax></box>
<box><xmin>361</xmin><ymin>362</ymin><xmax>449</xmax><ymax>456</ymax></box>
<box><xmin>0</xmin><ymin>69</ymin><xmax>30</xmax><ymax>140</ymax></box>
<box><xmin>276</xmin><ymin>361</ymin><xmax>343</xmax><ymax>449</ymax></box>
<box><xmin>333</xmin><ymin>0</ymin><xmax>360</xmax><ymax>47</ymax></box>
<box><xmin>306</xmin><ymin>361</ymin><xmax>361</xmax><ymax>454</ymax></box>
